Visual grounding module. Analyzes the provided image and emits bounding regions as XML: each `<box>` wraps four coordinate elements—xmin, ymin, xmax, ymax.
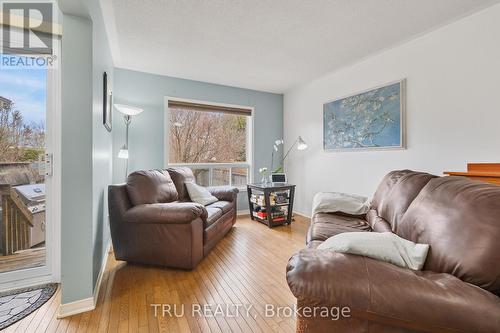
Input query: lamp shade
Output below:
<box><xmin>297</xmin><ymin>136</ymin><xmax>308</xmax><ymax>150</ymax></box>
<box><xmin>118</xmin><ymin>148</ymin><xmax>129</xmax><ymax>159</ymax></box>
<box><xmin>114</xmin><ymin>104</ymin><xmax>144</xmax><ymax>116</ymax></box>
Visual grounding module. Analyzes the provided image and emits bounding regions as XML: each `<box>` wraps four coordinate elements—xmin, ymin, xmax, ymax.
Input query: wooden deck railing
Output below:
<box><xmin>0</xmin><ymin>185</ymin><xmax>32</xmax><ymax>255</ymax></box>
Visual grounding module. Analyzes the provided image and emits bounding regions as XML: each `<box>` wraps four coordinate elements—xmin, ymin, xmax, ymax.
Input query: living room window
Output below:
<box><xmin>165</xmin><ymin>98</ymin><xmax>253</xmax><ymax>188</ymax></box>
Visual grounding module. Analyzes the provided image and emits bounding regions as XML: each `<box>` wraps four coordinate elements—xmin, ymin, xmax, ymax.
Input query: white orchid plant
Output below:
<box><xmin>271</xmin><ymin>139</ymin><xmax>284</xmax><ymax>173</ymax></box>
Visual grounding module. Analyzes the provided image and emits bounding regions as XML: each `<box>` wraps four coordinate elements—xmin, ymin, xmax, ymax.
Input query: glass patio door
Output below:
<box><xmin>0</xmin><ymin>33</ymin><xmax>60</xmax><ymax>290</ymax></box>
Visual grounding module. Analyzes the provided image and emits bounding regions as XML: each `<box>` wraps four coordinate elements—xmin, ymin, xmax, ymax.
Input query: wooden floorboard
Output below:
<box><xmin>12</xmin><ymin>215</ymin><xmax>308</xmax><ymax>332</ymax></box>
<box><xmin>0</xmin><ymin>248</ymin><xmax>46</xmax><ymax>273</ymax></box>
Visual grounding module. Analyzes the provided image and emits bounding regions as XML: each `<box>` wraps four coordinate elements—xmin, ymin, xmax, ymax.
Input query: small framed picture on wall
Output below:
<box><xmin>103</xmin><ymin>72</ymin><xmax>112</xmax><ymax>132</ymax></box>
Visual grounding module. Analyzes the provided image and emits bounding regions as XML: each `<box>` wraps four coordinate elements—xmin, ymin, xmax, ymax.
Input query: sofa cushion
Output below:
<box><xmin>123</xmin><ymin>202</ymin><xmax>206</xmax><ymax>224</ymax></box>
<box><xmin>366</xmin><ymin>209</ymin><xmax>392</xmax><ymax>233</ymax></box>
<box><xmin>398</xmin><ymin>176</ymin><xmax>500</xmax><ymax>295</ymax></box>
<box><xmin>204</xmin><ymin>207</ymin><xmax>223</xmax><ymax>228</ymax></box>
<box><xmin>286</xmin><ymin>250</ymin><xmax>500</xmax><ymax>333</ymax></box>
<box><xmin>203</xmin><ymin>210</ymin><xmax>234</xmax><ymax>254</ymax></box>
<box><xmin>166</xmin><ymin>167</ymin><xmax>196</xmax><ymax>201</ymax></box>
<box><xmin>206</xmin><ymin>201</ymin><xmax>232</xmax><ymax>214</ymax></box>
<box><xmin>307</xmin><ymin>213</ymin><xmax>371</xmax><ymax>243</ymax></box>
<box><xmin>371</xmin><ymin>170</ymin><xmax>436</xmax><ymax>232</ymax></box>
<box><xmin>126</xmin><ymin>170</ymin><xmax>178</xmax><ymax>206</ymax></box>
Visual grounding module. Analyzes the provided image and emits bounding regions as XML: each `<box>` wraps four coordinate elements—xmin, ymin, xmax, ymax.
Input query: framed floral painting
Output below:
<box><xmin>323</xmin><ymin>79</ymin><xmax>406</xmax><ymax>151</ymax></box>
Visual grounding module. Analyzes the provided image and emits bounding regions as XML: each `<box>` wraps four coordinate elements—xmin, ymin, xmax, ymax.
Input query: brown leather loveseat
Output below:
<box><xmin>108</xmin><ymin>167</ymin><xmax>238</xmax><ymax>269</ymax></box>
<box><xmin>287</xmin><ymin>170</ymin><xmax>500</xmax><ymax>332</ymax></box>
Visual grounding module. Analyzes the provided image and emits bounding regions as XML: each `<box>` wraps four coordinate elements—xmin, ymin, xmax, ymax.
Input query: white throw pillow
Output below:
<box><xmin>312</xmin><ymin>192</ymin><xmax>371</xmax><ymax>216</ymax></box>
<box><xmin>317</xmin><ymin>232</ymin><xmax>429</xmax><ymax>270</ymax></box>
<box><xmin>185</xmin><ymin>182</ymin><xmax>218</xmax><ymax>206</ymax></box>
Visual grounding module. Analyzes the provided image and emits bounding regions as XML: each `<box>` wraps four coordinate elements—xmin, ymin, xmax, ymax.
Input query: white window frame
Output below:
<box><xmin>164</xmin><ymin>96</ymin><xmax>254</xmax><ymax>189</ymax></box>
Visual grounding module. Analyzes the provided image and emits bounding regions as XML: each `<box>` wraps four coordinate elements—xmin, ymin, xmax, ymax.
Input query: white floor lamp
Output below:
<box><xmin>271</xmin><ymin>136</ymin><xmax>308</xmax><ymax>173</ymax></box>
<box><xmin>114</xmin><ymin>104</ymin><xmax>144</xmax><ymax>178</ymax></box>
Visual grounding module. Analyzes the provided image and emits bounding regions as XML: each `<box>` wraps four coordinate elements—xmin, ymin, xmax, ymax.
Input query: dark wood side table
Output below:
<box><xmin>246</xmin><ymin>183</ymin><xmax>295</xmax><ymax>228</ymax></box>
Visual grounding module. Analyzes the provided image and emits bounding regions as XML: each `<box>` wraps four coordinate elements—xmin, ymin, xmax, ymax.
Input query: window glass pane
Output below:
<box><xmin>212</xmin><ymin>168</ymin><xmax>230</xmax><ymax>186</ymax></box>
<box><xmin>231</xmin><ymin>167</ymin><xmax>248</xmax><ymax>188</ymax></box>
<box><xmin>192</xmin><ymin>168</ymin><xmax>209</xmax><ymax>187</ymax></box>
<box><xmin>169</xmin><ymin>107</ymin><xmax>247</xmax><ymax>163</ymax></box>
<box><xmin>0</xmin><ymin>58</ymin><xmax>47</xmax><ymax>273</ymax></box>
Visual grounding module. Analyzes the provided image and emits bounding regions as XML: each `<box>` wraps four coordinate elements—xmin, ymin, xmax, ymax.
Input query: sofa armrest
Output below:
<box><xmin>207</xmin><ymin>186</ymin><xmax>239</xmax><ymax>202</ymax></box>
<box><xmin>287</xmin><ymin>249</ymin><xmax>500</xmax><ymax>332</ymax></box>
<box><xmin>108</xmin><ymin>184</ymin><xmax>132</xmax><ymax>220</ymax></box>
<box><xmin>123</xmin><ymin>202</ymin><xmax>207</xmax><ymax>224</ymax></box>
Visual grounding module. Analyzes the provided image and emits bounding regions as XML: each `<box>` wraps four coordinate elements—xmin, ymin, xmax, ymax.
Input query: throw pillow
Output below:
<box><xmin>312</xmin><ymin>192</ymin><xmax>371</xmax><ymax>216</ymax></box>
<box><xmin>317</xmin><ymin>232</ymin><xmax>429</xmax><ymax>270</ymax></box>
<box><xmin>185</xmin><ymin>182</ymin><xmax>218</xmax><ymax>206</ymax></box>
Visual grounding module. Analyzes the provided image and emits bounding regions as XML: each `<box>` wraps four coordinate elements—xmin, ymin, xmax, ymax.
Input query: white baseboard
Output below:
<box><xmin>293</xmin><ymin>210</ymin><xmax>311</xmax><ymax>219</ymax></box>
<box><xmin>57</xmin><ymin>296</ymin><xmax>95</xmax><ymax>318</ymax></box>
<box><xmin>238</xmin><ymin>210</ymin><xmax>310</xmax><ymax>218</ymax></box>
<box><xmin>93</xmin><ymin>241</ymin><xmax>111</xmax><ymax>302</ymax></box>
<box><xmin>57</xmin><ymin>241</ymin><xmax>111</xmax><ymax>318</ymax></box>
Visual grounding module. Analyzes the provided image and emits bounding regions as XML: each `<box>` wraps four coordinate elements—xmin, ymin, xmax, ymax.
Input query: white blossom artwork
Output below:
<box><xmin>323</xmin><ymin>80</ymin><xmax>405</xmax><ymax>151</ymax></box>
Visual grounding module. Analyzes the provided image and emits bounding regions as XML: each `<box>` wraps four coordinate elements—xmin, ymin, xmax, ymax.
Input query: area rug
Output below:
<box><xmin>0</xmin><ymin>283</ymin><xmax>57</xmax><ymax>330</ymax></box>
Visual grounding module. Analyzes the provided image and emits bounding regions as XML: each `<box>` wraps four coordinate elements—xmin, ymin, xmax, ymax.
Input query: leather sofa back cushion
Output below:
<box><xmin>365</xmin><ymin>209</ymin><xmax>392</xmax><ymax>233</ymax></box>
<box><xmin>371</xmin><ymin>170</ymin><xmax>436</xmax><ymax>231</ymax></box>
<box><xmin>126</xmin><ymin>170</ymin><xmax>178</xmax><ymax>206</ymax></box>
<box><xmin>398</xmin><ymin>176</ymin><xmax>500</xmax><ymax>295</ymax></box>
<box><xmin>166</xmin><ymin>167</ymin><xmax>196</xmax><ymax>201</ymax></box>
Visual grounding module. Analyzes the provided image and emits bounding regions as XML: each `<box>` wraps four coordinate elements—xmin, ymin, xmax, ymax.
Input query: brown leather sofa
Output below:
<box><xmin>108</xmin><ymin>167</ymin><xmax>238</xmax><ymax>269</ymax></box>
<box><xmin>287</xmin><ymin>170</ymin><xmax>500</xmax><ymax>332</ymax></box>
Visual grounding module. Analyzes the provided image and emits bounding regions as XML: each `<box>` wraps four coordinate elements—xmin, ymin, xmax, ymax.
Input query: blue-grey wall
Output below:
<box><xmin>112</xmin><ymin>68</ymin><xmax>283</xmax><ymax>210</ymax></box>
<box><xmin>88</xmin><ymin>0</ymin><xmax>114</xmax><ymax>291</ymax></box>
<box><xmin>60</xmin><ymin>0</ymin><xmax>114</xmax><ymax>305</ymax></box>
<box><xmin>61</xmin><ymin>14</ymin><xmax>93</xmax><ymax>304</ymax></box>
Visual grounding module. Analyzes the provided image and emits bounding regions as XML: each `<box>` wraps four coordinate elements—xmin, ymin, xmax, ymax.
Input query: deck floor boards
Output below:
<box><xmin>0</xmin><ymin>248</ymin><xmax>45</xmax><ymax>273</ymax></box>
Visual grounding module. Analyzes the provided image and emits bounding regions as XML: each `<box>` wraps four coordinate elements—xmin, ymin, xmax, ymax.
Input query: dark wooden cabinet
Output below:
<box><xmin>246</xmin><ymin>183</ymin><xmax>295</xmax><ymax>227</ymax></box>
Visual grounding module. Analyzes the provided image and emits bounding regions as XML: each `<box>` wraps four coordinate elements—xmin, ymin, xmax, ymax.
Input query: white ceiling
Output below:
<box><xmin>102</xmin><ymin>0</ymin><xmax>500</xmax><ymax>93</ymax></box>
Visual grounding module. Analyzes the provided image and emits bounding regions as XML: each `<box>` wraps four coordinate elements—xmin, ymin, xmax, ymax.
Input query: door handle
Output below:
<box><xmin>42</xmin><ymin>153</ymin><xmax>53</xmax><ymax>176</ymax></box>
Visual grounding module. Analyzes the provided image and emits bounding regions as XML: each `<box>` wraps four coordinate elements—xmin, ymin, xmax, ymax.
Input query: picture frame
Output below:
<box><xmin>271</xmin><ymin>173</ymin><xmax>287</xmax><ymax>183</ymax></box>
<box><xmin>103</xmin><ymin>72</ymin><xmax>112</xmax><ymax>132</ymax></box>
<box><xmin>323</xmin><ymin>79</ymin><xmax>406</xmax><ymax>152</ymax></box>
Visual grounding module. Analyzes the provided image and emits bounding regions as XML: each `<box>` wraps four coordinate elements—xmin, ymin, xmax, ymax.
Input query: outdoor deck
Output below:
<box><xmin>0</xmin><ymin>248</ymin><xmax>45</xmax><ymax>273</ymax></box>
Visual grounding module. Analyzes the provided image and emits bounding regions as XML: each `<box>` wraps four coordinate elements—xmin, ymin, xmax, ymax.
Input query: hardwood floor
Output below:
<box><xmin>6</xmin><ymin>214</ymin><xmax>309</xmax><ymax>333</ymax></box>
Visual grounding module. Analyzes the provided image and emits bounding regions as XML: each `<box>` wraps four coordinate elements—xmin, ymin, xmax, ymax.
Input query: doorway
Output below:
<box><xmin>0</xmin><ymin>40</ymin><xmax>61</xmax><ymax>290</ymax></box>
